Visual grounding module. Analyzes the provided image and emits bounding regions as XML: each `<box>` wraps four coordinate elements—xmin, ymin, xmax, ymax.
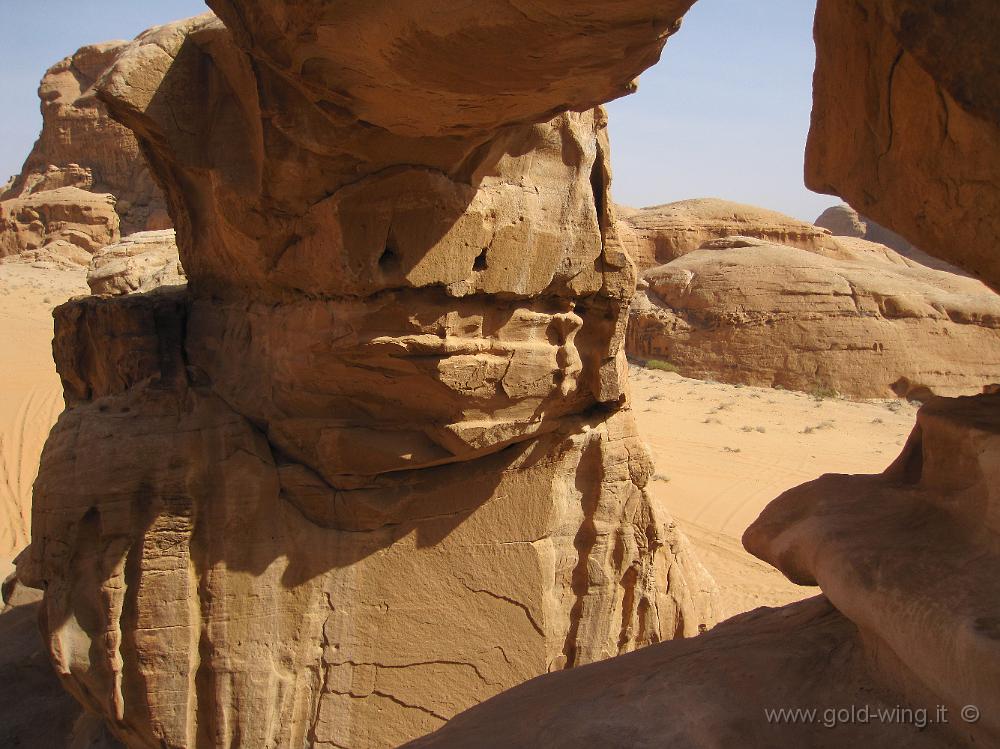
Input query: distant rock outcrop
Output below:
<box><xmin>0</xmin><ymin>186</ymin><xmax>119</xmax><ymax>261</ymax></box>
<box><xmin>816</xmin><ymin>203</ymin><xmax>965</xmax><ymax>275</ymax></box>
<box><xmin>0</xmin><ymin>41</ymin><xmax>169</xmax><ymax>243</ymax></box>
<box><xmin>814</xmin><ymin>204</ymin><xmax>868</xmax><ymax>238</ymax></box>
<box><xmin>87</xmin><ymin>229</ymin><xmax>183</xmax><ymax>295</ymax></box>
<box><xmin>618</xmin><ymin>198</ymin><xmax>839</xmax><ymax>270</ymax></box>
<box><xmin>627</xmin><ymin>236</ymin><xmax>1000</xmax><ymax>399</ymax></box>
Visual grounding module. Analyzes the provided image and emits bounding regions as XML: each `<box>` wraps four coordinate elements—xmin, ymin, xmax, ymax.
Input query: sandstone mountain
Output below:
<box><xmin>11</xmin><ymin>0</ymin><xmax>1000</xmax><ymax>747</ymax></box>
<box><xmin>627</xmin><ymin>235</ymin><xmax>1000</xmax><ymax>399</ymax></box>
<box><xmin>1</xmin><ymin>41</ymin><xmax>169</xmax><ymax>238</ymax></box>
<box><xmin>618</xmin><ymin>197</ymin><xmax>839</xmax><ymax>269</ymax></box>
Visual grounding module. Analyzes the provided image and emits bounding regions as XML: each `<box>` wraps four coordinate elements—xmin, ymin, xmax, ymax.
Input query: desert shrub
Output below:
<box><xmin>811</xmin><ymin>386</ymin><xmax>839</xmax><ymax>400</ymax></box>
<box><xmin>645</xmin><ymin>359</ymin><xmax>680</xmax><ymax>373</ymax></box>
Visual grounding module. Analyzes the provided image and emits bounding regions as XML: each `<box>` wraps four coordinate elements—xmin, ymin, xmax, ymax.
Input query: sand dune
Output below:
<box><xmin>0</xmin><ymin>261</ymin><xmax>87</xmax><ymax>564</ymax></box>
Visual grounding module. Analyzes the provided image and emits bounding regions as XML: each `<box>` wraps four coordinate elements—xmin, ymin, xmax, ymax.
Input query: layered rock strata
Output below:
<box><xmin>627</xmin><ymin>236</ymin><xmax>1000</xmax><ymax>398</ymax></box>
<box><xmin>618</xmin><ymin>198</ymin><xmax>839</xmax><ymax>270</ymax></box>
<box><xmin>20</xmin><ymin>5</ymin><xmax>715</xmax><ymax>748</ymax></box>
<box><xmin>0</xmin><ymin>186</ymin><xmax>119</xmax><ymax>260</ymax></box>
<box><xmin>87</xmin><ymin>229</ymin><xmax>184</xmax><ymax>295</ymax></box>
<box><xmin>815</xmin><ymin>203</ymin><xmax>967</xmax><ymax>275</ymax></box>
<box><xmin>407</xmin><ymin>2</ymin><xmax>1000</xmax><ymax>745</ymax></box>
<box><xmin>1</xmin><ymin>42</ymin><xmax>169</xmax><ymax>236</ymax></box>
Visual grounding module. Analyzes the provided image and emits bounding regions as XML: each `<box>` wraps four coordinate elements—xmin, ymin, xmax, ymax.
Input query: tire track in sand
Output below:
<box><xmin>0</xmin><ymin>385</ymin><xmax>64</xmax><ymax>561</ymax></box>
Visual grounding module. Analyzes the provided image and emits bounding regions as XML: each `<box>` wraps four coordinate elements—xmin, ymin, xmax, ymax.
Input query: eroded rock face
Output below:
<box><xmin>618</xmin><ymin>198</ymin><xmax>839</xmax><ymax>270</ymax></box>
<box><xmin>402</xmin><ymin>596</ymin><xmax>964</xmax><ymax>749</ymax></box>
<box><xmin>87</xmin><ymin>230</ymin><xmax>184</xmax><ymax>295</ymax></box>
<box><xmin>806</xmin><ymin>0</ymin><xmax>1000</xmax><ymax>290</ymax></box>
<box><xmin>0</xmin><ymin>186</ymin><xmax>119</xmax><ymax>260</ymax></box>
<box><xmin>22</xmin><ymin>5</ymin><xmax>715</xmax><ymax>748</ymax></box>
<box><xmin>381</xmin><ymin>3</ymin><xmax>1000</xmax><ymax>747</ymax></box>
<box><xmin>626</xmin><ymin>236</ymin><xmax>1000</xmax><ymax>398</ymax></box>
<box><xmin>1</xmin><ymin>42</ymin><xmax>169</xmax><ymax>236</ymax></box>
<box><xmin>744</xmin><ymin>393</ymin><xmax>1000</xmax><ymax>746</ymax></box>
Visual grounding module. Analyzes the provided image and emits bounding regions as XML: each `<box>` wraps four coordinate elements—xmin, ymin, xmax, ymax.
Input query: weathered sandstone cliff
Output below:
<box><xmin>19</xmin><ymin>4</ymin><xmax>716</xmax><ymax>748</ymax></box>
<box><xmin>1</xmin><ymin>42</ymin><xmax>169</xmax><ymax>237</ymax></box>
<box><xmin>399</xmin><ymin>1</ymin><xmax>1000</xmax><ymax>746</ymax></box>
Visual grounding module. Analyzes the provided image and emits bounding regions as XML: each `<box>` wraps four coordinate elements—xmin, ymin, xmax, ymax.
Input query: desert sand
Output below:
<box><xmin>629</xmin><ymin>363</ymin><xmax>919</xmax><ymax>620</ymax></box>
<box><xmin>0</xmin><ymin>261</ymin><xmax>87</xmax><ymax>563</ymax></box>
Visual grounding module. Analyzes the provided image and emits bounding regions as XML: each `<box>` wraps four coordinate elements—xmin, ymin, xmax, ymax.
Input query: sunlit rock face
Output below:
<box><xmin>745</xmin><ymin>392</ymin><xmax>1000</xmax><ymax>748</ymax></box>
<box><xmin>20</xmin><ymin>4</ymin><xmax>717</xmax><ymax>748</ymax></box>
<box><xmin>626</xmin><ymin>236</ymin><xmax>1000</xmax><ymax>399</ymax></box>
<box><xmin>1</xmin><ymin>41</ymin><xmax>169</xmax><ymax>236</ymax></box>
<box><xmin>378</xmin><ymin>2</ymin><xmax>1000</xmax><ymax>748</ymax></box>
<box><xmin>618</xmin><ymin>198</ymin><xmax>840</xmax><ymax>270</ymax></box>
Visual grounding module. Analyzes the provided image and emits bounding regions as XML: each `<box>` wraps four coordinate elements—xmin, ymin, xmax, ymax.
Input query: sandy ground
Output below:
<box><xmin>0</xmin><ymin>260</ymin><xmax>88</xmax><ymax>565</ymax></box>
<box><xmin>0</xmin><ymin>261</ymin><xmax>921</xmax><ymax>628</ymax></box>
<box><xmin>629</xmin><ymin>364</ymin><xmax>919</xmax><ymax>620</ymax></box>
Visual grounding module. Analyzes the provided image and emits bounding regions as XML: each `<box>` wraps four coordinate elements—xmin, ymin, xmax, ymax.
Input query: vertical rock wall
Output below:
<box><xmin>806</xmin><ymin>0</ymin><xmax>1000</xmax><ymax>290</ymax></box>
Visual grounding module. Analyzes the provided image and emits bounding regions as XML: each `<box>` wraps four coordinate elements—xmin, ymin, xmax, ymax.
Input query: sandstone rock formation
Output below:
<box><xmin>806</xmin><ymin>0</ymin><xmax>1000</xmax><ymax>290</ymax></box>
<box><xmin>745</xmin><ymin>391</ymin><xmax>1000</xmax><ymax>746</ymax></box>
<box><xmin>618</xmin><ymin>198</ymin><xmax>839</xmax><ymax>270</ymax></box>
<box><xmin>401</xmin><ymin>396</ymin><xmax>1000</xmax><ymax>749</ymax></box>
<box><xmin>87</xmin><ymin>230</ymin><xmax>184</xmax><ymax>295</ymax></box>
<box><xmin>407</xmin><ymin>2</ymin><xmax>1000</xmax><ymax>746</ymax></box>
<box><xmin>627</xmin><ymin>236</ymin><xmax>1000</xmax><ymax>398</ymax></box>
<box><xmin>0</xmin><ymin>574</ymin><xmax>123</xmax><ymax>749</ymax></box>
<box><xmin>1</xmin><ymin>42</ymin><xmax>169</xmax><ymax>236</ymax></box>
<box><xmin>815</xmin><ymin>203</ymin><xmax>966</xmax><ymax>275</ymax></box>
<box><xmin>403</xmin><ymin>595</ymin><xmax>964</xmax><ymax>748</ymax></box>
<box><xmin>814</xmin><ymin>204</ymin><xmax>868</xmax><ymax>239</ymax></box>
<box><xmin>20</xmin><ymin>5</ymin><xmax>716</xmax><ymax>748</ymax></box>
<box><xmin>0</xmin><ymin>186</ymin><xmax>119</xmax><ymax>260</ymax></box>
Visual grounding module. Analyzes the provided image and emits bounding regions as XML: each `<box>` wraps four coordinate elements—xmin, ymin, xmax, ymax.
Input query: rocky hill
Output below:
<box><xmin>627</xmin><ymin>234</ymin><xmax>1000</xmax><ymax>398</ymax></box>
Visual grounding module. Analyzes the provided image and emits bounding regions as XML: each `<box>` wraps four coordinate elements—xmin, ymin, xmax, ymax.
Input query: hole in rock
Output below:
<box><xmin>473</xmin><ymin>247</ymin><xmax>489</xmax><ymax>272</ymax></box>
<box><xmin>378</xmin><ymin>240</ymin><xmax>401</xmax><ymax>274</ymax></box>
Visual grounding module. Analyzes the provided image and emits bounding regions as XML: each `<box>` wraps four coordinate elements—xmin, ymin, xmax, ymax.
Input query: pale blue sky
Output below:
<box><xmin>0</xmin><ymin>0</ymin><xmax>836</xmax><ymax>222</ymax></box>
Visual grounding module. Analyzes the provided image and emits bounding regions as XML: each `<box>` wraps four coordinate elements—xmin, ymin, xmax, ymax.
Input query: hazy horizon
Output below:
<box><xmin>0</xmin><ymin>0</ymin><xmax>838</xmax><ymax>223</ymax></box>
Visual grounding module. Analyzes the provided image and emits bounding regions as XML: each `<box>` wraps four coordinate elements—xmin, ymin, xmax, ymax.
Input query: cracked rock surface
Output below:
<box><xmin>20</xmin><ymin>4</ymin><xmax>716</xmax><ymax>747</ymax></box>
